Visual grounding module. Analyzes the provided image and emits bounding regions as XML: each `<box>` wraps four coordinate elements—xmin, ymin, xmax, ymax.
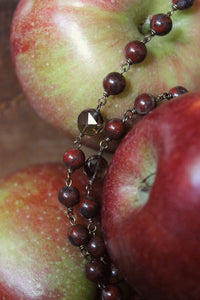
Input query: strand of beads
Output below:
<box><xmin>59</xmin><ymin>85</ymin><xmax>188</xmax><ymax>300</ymax></box>
<box><xmin>58</xmin><ymin>1</ymin><xmax>194</xmax><ymax>299</ymax></box>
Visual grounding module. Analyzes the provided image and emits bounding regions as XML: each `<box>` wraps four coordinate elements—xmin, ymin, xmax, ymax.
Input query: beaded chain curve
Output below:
<box><xmin>58</xmin><ymin>1</ymin><xmax>194</xmax><ymax>299</ymax></box>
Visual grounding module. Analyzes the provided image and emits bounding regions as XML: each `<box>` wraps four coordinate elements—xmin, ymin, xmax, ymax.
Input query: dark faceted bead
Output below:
<box><xmin>103</xmin><ymin>72</ymin><xmax>126</xmax><ymax>95</ymax></box>
<box><xmin>85</xmin><ymin>260</ymin><xmax>105</xmax><ymax>282</ymax></box>
<box><xmin>134</xmin><ymin>93</ymin><xmax>156</xmax><ymax>115</ymax></box>
<box><xmin>87</xmin><ymin>236</ymin><xmax>106</xmax><ymax>258</ymax></box>
<box><xmin>78</xmin><ymin>109</ymin><xmax>104</xmax><ymax>136</ymax></box>
<box><xmin>84</xmin><ymin>155</ymin><xmax>108</xmax><ymax>180</ymax></box>
<box><xmin>124</xmin><ymin>40</ymin><xmax>147</xmax><ymax>64</ymax></box>
<box><xmin>63</xmin><ymin>148</ymin><xmax>85</xmax><ymax>170</ymax></box>
<box><xmin>169</xmin><ymin>86</ymin><xmax>188</xmax><ymax>98</ymax></box>
<box><xmin>150</xmin><ymin>14</ymin><xmax>172</xmax><ymax>36</ymax></box>
<box><xmin>58</xmin><ymin>186</ymin><xmax>80</xmax><ymax>208</ymax></box>
<box><xmin>101</xmin><ymin>285</ymin><xmax>122</xmax><ymax>300</ymax></box>
<box><xmin>79</xmin><ymin>196</ymin><xmax>100</xmax><ymax>219</ymax></box>
<box><xmin>109</xmin><ymin>264</ymin><xmax>123</xmax><ymax>284</ymax></box>
<box><xmin>67</xmin><ymin>224</ymin><xmax>90</xmax><ymax>246</ymax></box>
<box><xmin>173</xmin><ymin>0</ymin><xmax>194</xmax><ymax>9</ymax></box>
<box><xmin>105</xmin><ymin>118</ymin><xmax>125</xmax><ymax>140</ymax></box>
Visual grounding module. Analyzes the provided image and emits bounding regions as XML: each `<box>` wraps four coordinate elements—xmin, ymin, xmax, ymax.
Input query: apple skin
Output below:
<box><xmin>102</xmin><ymin>91</ymin><xmax>200</xmax><ymax>300</ymax></box>
<box><xmin>0</xmin><ymin>163</ymin><xmax>103</xmax><ymax>299</ymax></box>
<box><xmin>10</xmin><ymin>0</ymin><xmax>200</xmax><ymax>149</ymax></box>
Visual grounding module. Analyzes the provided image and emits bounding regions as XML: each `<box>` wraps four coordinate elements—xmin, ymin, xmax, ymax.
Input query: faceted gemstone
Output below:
<box><xmin>134</xmin><ymin>93</ymin><xmax>156</xmax><ymax>115</ymax></box>
<box><xmin>109</xmin><ymin>264</ymin><xmax>123</xmax><ymax>284</ymax></box>
<box><xmin>84</xmin><ymin>155</ymin><xmax>108</xmax><ymax>180</ymax></box>
<box><xmin>150</xmin><ymin>14</ymin><xmax>172</xmax><ymax>36</ymax></box>
<box><xmin>67</xmin><ymin>224</ymin><xmax>90</xmax><ymax>246</ymax></box>
<box><xmin>101</xmin><ymin>285</ymin><xmax>122</xmax><ymax>300</ymax></box>
<box><xmin>58</xmin><ymin>186</ymin><xmax>80</xmax><ymax>208</ymax></box>
<box><xmin>87</xmin><ymin>236</ymin><xmax>106</xmax><ymax>258</ymax></box>
<box><xmin>169</xmin><ymin>86</ymin><xmax>188</xmax><ymax>98</ymax></box>
<box><xmin>173</xmin><ymin>0</ymin><xmax>194</xmax><ymax>9</ymax></box>
<box><xmin>85</xmin><ymin>260</ymin><xmax>105</xmax><ymax>282</ymax></box>
<box><xmin>124</xmin><ymin>40</ymin><xmax>147</xmax><ymax>64</ymax></box>
<box><xmin>78</xmin><ymin>109</ymin><xmax>104</xmax><ymax>136</ymax></box>
<box><xmin>79</xmin><ymin>196</ymin><xmax>100</xmax><ymax>219</ymax></box>
<box><xmin>63</xmin><ymin>148</ymin><xmax>85</xmax><ymax>170</ymax></box>
<box><xmin>105</xmin><ymin>118</ymin><xmax>126</xmax><ymax>140</ymax></box>
<box><xmin>103</xmin><ymin>72</ymin><xmax>126</xmax><ymax>95</ymax></box>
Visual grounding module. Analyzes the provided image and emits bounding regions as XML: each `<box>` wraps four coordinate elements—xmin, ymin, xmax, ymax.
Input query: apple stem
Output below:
<box><xmin>138</xmin><ymin>172</ymin><xmax>156</xmax><ymax>192</ymax></box>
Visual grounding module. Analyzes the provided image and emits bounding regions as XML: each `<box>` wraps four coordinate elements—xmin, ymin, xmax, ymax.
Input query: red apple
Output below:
<box><xmin>10</xmin><ymin>0</ymin><xmax>200</xmax><ymax>148</ymax></box>
<box><xmin>0</xmin><ymin>163</ymin><xmax>103</xmax><ymax>299</ymax></box>
<box><xmin>102</xmin><ymin>91</ymin><xmax>200</xmax><ymax>300</ymax></box>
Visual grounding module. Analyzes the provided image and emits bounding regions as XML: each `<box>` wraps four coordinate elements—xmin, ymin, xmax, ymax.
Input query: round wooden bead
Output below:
<box><xmin>105</xmin><ymin>118</ymin><xmax>125</xmax><ymax>140</ymax></box>
<box><xmin>124</xmin><ymin>40</ymin><xmax>147</xmax><ymax>64</ymax></box>
<box><xmin>103</xmin><ymin>72</ymin><xmax>126</xmax><ymax>95</ymax></box>
<box><xmin>87</xmin><ymin>236</ymin><xmax>106</xmax><ymax>258</ymax></box>
<box><xmin>101</xmin><ymin>285</ymin><xmax>122</xmax><ymax>300</ymax></box>
<box><xmin>79</xmin><ymin>196</ymin><xmax>100</xmax><ymax>219</ymax></box>
<box><xmin>150</xmin><ymin>14</ymin><xmax>172</xmax><ymax>36</ymax></box>
<box><xmin>172</xmin><ymin>0</ymin><xmax>194</xmax><ymax>10</ymax></box>
<box><xmin>109</xmin><ymin>264</ymin><xmax>123</xmax><ymax>284</ymax></box>
<box><xmin>134</xmin><ymin>93</ymin><xmax>156</xmax><ymax>115</ymax></box>
<box><xmin>67</xmin><ymin>224</ymin><xmax>90</xmax><ymax>246</ymax></box>
<box><xmin>63</xmin><ymin>148</ymin><xmax>85</xmax><ymax>170</ymax></box>
<box><xmin>169</xmin><ymin>86</ymin><xmax>188</xmax><ymax>98</ymax></box>
<box><xmin>85</xmin><ymin>260</ymin><xmax>105</xmax><ymax>282</ymax></box>
<box><xmin>58</xmin><ymin>186</ymin><xmax>80</xmax><ymax>208</ymax></box>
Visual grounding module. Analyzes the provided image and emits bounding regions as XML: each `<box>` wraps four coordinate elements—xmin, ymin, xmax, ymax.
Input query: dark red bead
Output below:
<box><xmin>124</xmin><ymin>40</ymin><xmax>147</xmax><ymax>64</ymax></box>
<box><xmin>84</xmin><ymin>155</ymin><xmax>108</xmax><ymax>180</ymax></box>
<box><xmin>109</xmin><ymin>264</ymin><xmax>123</xmax><ymax>284</ymax></box>
<box><xmin>150</xmin><ymin>14</ymin><xmax>172</xmax><ymax>36</ymax></box>
<box><xmin>58</xmin><ymin>186</ymin><xmax>80</xmax><ymax>208</ymax></box>
<box><xmin>101</xmin><ymin>285</ymin><xmax>122</xmax><ymax>300</ymax></box>
<box><xmin>105</xmin><ymin>118</ymin><xmax>125</xmax><ymax>140</ymax></box>
<box><xmin>63</xmin><ymin>148</ymin><xmax>85</xmax><ymax>170</ymax></box>
<box><xmin>103</xmin><ymin>72</ymin><xmax>126</xmax><ymax>95</ymax></box>
<box><xmin>173</xmin><ymin>0</ymin><xmax>194</xmax><ymax>9</ymax></box>
<box><xmin>67</xmin><ymin>224</ymin><xmax>90</xmax><ymax>246</ymax></box>
<box><xmin>79</xmin><ymin>196</ymin><xmax>100</xmax><ymax>219</ymax></box>
<box><xmin>87</xmin><ymin>236</ymin><xmax>106</xmax><ymax>258</ymax></box>
<box><xmin>85</xmin><ymin>260</ymin><xmax>105</xmax><ymax>282</ymax></box>
<box><xmin>169</xmin><ymin>86</ymin><xmax>188</xmax><ymax>98</ymax></box>
<box><xmin>134</xmin><ymin>93</ymin><xmax>156</xmax><ymax>115</ymax></box>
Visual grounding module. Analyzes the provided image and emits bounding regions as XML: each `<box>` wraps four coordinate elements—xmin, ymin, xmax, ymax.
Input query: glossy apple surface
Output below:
<box><xmin>102</xmin><ymin>92</ymin><xmax>200</xmax><ymax>300</ymax></box>
<box><xmin>10</xmin><ymin>0</ymin><xmax>200</xmax><ymax>148</ymax></box>
<box><xmin>0</xmin><ymin>163</ymin><xmax>103</xmax><ymax>299</ymax></box>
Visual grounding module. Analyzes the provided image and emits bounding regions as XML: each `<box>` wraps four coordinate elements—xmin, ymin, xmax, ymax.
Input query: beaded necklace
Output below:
<box><xmin>58</xmin><ymin>1</ymin><xmax>194</xmax><ymax>299</ymax></box>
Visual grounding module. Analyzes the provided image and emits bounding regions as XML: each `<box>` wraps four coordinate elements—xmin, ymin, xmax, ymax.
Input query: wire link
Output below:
<box><xmin>98</xmin><ymin>282</ymin><xmax>108</xmax><ymax>291</ymax></box>
<box><xmin>156</xmin><ymin>92</ymin><xmax>173</xmax><ymax>103</ymax></box>
<box><xmin>80</xmin><ymin>245</ymin><xmax>91</xmax><ymax>260</ymax></box>
<box><xmin>86</xmin><ymin>182</ymin><xmax>93</xmax><ymax>196</ymax></box>
<box><xmin>99</xmin><ymin>137</ymin><xmax>111</xmax><ymax>152</ymax></box>
<box><xmin>65</xmin><ymin>170</ymin><xmax>72</xmax><ymax>187</ymax></box>
<box><xmin>87</xmin><ymin>220</ymin><xmax>97</xmax><ymax>236</ymax></box>
<box><xmin>123</xmin><ymin>108</ymin><xmax>136</xmax><ymax>122</ymax></box>
<box><xmin>120</xmin><ymin>60</ymin><xmax>131</xmax><ymax>74</ymax></box>
<box><xmin>73</xmin><ymin>135</ymin><xmax>83</xmax><ymax>150</ymax></box>
<box><xmin>141</xmin><ymin>29</ymin><xmax>156</xmax><ymax>44</ymax></box>
<box><xmin>66</xmin><ymin>209</ymin><xmax>77</xmax><ymax>226</ymax></box>
<box><xmin>96</xmin><ymin>94</ymin><xmax>108</xmax><ymax>111</ymax></box>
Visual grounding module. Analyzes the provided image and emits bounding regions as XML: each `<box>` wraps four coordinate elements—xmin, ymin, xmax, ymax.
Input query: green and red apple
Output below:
<box><xmin>0</xmin><ymin>163</ymin><xmax>103</xmax><ymax>299</ymax></box>
<box><xmin>10</xmin><ymin>0</ymin><xmax>200</xmax><ymax>148</ymax></box>
<box><xmin>102</xmin><ymin>91</ymin><xmax>200</xmax><ymax>300</ymax></box>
